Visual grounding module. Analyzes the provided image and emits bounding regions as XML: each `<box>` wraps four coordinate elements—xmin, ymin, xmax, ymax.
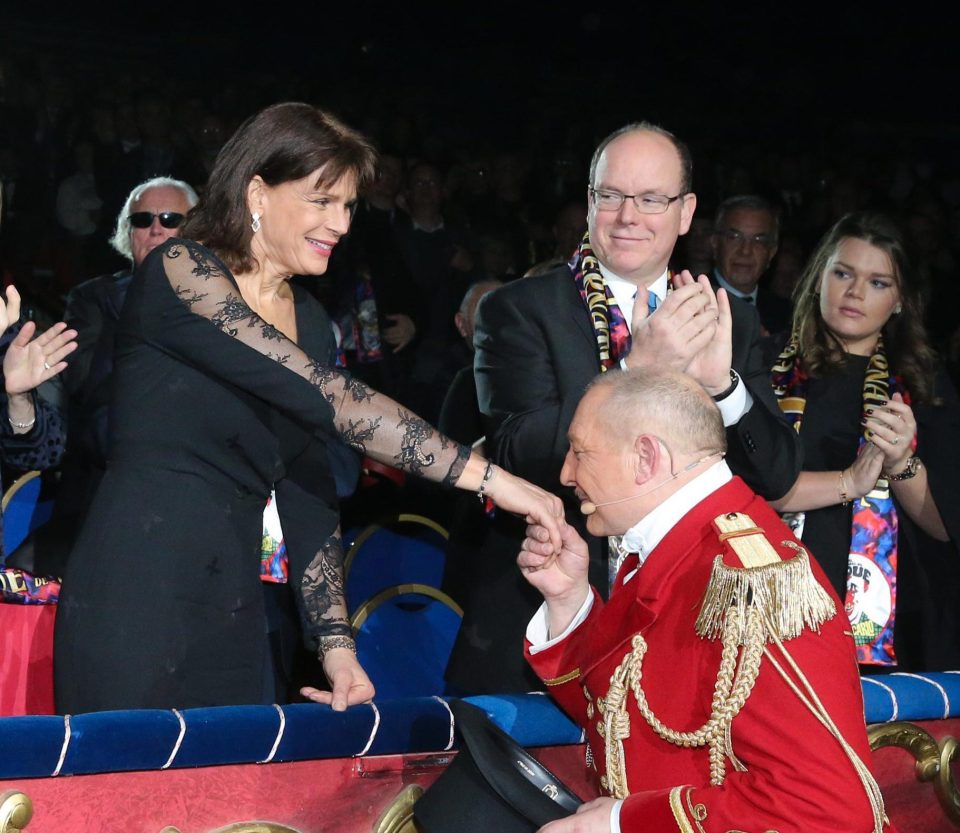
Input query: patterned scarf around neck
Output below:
<box><xmin>571</xmin><ymin>230</ymin><xmax>662</xmax><ymax>371</ymax></box>
<box><xmin>771</xmin><ymin>334</ymin><xmax>909</xmax><ymax>665</ymax></box>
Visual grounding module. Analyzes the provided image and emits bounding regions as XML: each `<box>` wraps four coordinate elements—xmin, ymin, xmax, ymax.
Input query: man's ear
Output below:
<box><xmin>454</xmin><ymin>311</ymin><xmax>468</xmax><ymax>339</ymax></box>
<box><xmin>633</xmin><ymin>434</ymin><xmax>661</xmax><ymax>484</ymax></box>
<box><xmin>678</xmin><ymin>192</ymin><xmax>697</xmax><ymax>235</ymax></box>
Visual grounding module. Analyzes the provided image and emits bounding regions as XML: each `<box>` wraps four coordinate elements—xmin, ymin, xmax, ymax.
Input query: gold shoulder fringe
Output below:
<box><xmin>695</xmin><ymin>513</ymin><xmax>836</xmax><ymax>643</ymax></box>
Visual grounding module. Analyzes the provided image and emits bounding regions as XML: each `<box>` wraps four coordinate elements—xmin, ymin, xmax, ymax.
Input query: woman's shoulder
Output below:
<box><xmin>136</xmin><ymin>239</ymin><xmax>236</xmax><ymax>293</ymax></box>
<box><xmin>159</xmin><ymin>238</ymin><xmax>232</xmax><ymax>275</ymax></box>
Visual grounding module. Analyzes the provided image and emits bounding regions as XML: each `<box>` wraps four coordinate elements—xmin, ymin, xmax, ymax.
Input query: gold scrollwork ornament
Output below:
<box><xmin>868</xmin><ymin>720</ymin><xmax>960</xmax><ymax>826</ymax></box>
<box><xmin>372</xmin><ymin>784</ymin><xmax>425</xmax><ymax>833</ymax></box>
<box><xmin>0</xmin><ymin>791</ymin><xmax>32</xmax><ymax>833</ymax></box>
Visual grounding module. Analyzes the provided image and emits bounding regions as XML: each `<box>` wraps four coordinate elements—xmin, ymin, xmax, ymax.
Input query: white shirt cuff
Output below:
<box><xmin>526</xmin><ymin>591</ymin><xmax>594</xmax><ymax>654</ymax></box>
<box><xmin>611</xmin><ymin>799</ymin><xmax>624</xmax><ymax>833</ymax></box>
<box><xmin>715</xmin><ymin>371</ymin><xmax>753</xmax><ymax>426</ymax></box>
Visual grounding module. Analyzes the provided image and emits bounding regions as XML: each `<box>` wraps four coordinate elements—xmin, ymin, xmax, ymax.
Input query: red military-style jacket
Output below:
<box><xmin>526</xmin><ymin>477</ymin><xmax>894</xmax><ymax>833</ymax></box>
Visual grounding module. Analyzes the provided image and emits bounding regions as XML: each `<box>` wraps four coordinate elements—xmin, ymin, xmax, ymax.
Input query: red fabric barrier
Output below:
<box><xmin>0</xmin><ymin>604</ymin><xmax>55</xmax><ymax>716</ymax></box>
<box><xmin>0</xmin><ymin>724</ymin><xmax>956</xmax><ymax>831</ymax></box>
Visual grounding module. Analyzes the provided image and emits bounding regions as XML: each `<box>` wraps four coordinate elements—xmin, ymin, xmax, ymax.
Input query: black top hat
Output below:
<box><xmin>415</xmin><ymin>699</ymin><xmax>583</xmax><ymax>833</ymax></box>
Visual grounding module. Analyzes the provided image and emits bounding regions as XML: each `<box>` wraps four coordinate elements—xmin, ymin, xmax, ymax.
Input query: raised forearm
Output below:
<box><xmin>770</xmin><ymin>470</ymin><xmax>855</xmax><ymax>512</ymax></box>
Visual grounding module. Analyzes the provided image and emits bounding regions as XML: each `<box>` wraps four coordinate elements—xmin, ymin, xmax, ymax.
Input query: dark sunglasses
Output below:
<box><xmin>129</xmin><ymin>211</ymin><xmax>185</xmax><ymax>229</ymax></box>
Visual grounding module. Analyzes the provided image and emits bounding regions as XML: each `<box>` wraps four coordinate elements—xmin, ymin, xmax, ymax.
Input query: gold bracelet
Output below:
<box><xmin>838</xmin><ymin>469</ymin><xmax>850</xmax><ymax>506</ymax></box>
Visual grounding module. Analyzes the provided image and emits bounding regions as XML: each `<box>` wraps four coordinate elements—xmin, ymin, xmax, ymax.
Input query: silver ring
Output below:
<box><xmin>891</xmin><ymin>435</ymin><xmax>900</xmax><ymax>445</ymax></box>
<box><xmin>43</xmin><ymin>361</ymin><xmax>51</xmax><ymax>371</ymax></box>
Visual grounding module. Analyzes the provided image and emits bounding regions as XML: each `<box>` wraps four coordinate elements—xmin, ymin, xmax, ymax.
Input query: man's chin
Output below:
<box><xmin>585</xmin><ymin>514</ymin><xmax>610</xmax><ymax>538</ymax></box>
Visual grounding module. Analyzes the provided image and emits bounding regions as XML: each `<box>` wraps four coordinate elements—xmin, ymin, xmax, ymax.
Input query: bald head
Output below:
<box><xmin>586</xmin><ymin>368</ymin><xmax>725</xmax><ymax>459</ymax></box>
<box><xmin>562</xmin><ymin>368</ymin><xmax>725</xmax><ymax>535</ymax></box>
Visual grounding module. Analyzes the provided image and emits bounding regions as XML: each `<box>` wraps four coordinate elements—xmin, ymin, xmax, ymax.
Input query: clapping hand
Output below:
<box><xmin>628</xmin><ymin>273</ymin><xmax>731</xmax><ymax>393</ymax></box>
<box><xmin>864</xmin><ymin>393</ymin><xmax>917</xmax><ymax>476</ymax></box>
<box><xmin>846</xmin><ymin>442</ymin><xmax>885</xmax><ymax>499</ymax></box>
<box><xmin>3</xmin><ymin>296</ymin><xmax>78</xmax><ymax>397</ymax></box>
<box><xmin>679</xmin><ymin>275</ymin><xmax>734</xmax><ymax>395</ymax></box>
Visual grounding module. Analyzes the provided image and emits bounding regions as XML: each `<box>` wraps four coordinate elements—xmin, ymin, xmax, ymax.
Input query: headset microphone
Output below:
<box><xmin>578</xmin><ymin>451</ymin><xmax>725</xmax><ymax>515</ymax></box>
<box><xmin>580</xmin><ymin>492</ymin><xmax>645</xmax><ymax>515</ymax></box>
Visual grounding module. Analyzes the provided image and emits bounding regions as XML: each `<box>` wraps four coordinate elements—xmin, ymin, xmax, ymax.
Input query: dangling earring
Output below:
<box><xmin>251</xmin><ymin>212</ymin><xmax>261</xmax><ymax>233</ymax></box>
<box><xmin>894</xmin><ymin>304</ymin><xmax>902</xmax><ymax>315</ymax></box>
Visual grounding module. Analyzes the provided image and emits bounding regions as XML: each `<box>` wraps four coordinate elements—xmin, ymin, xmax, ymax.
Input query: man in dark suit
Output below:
<box><xmin>446</xmin><ymin>123</ymin><xmax>801</xmax><ymax>694</ymax></box>
<box><xmin>711</xmin><ymin>194</ymin><xmax>793</xmax><ymax>336</ymax></box>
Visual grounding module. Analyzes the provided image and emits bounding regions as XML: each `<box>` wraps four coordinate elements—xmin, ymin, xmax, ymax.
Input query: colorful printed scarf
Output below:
<box><xmin>771</xmin><ymin>335</ymin><xmax>907</xmax><ymax>665</ymax></box>
<box><xmin>571</xmin><ymin>232</ymin><xmax>632</xmax><ymax>371</ymax></box>
<box><xmin>0</xmin><ymin>568</ymin><xmax>60</xmax><ymax>604</ymax></box>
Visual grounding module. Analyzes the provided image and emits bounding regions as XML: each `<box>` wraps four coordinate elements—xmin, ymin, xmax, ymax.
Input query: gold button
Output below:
<box><xmin>600</xmin><ymin>775</ymin><xmax>608</xmax><ymax>790</ymax></box>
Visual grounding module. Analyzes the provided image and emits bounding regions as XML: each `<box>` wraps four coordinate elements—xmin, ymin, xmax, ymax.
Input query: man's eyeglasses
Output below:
<box><xmin>717</xmin><ymin>229</ymin><xmax>776</xmax><ymax>249</ymax></box>
<box><xmin>589</xmin><ymin>187</ymin><xmax>685</xmax><ymax>215</ymax></box>
<box><xmin>716</xmin><ymin>229</ymin><xmax>775</xmax><ymax>248</ymax></box>
<box><xmin>129</xmin><ymin>211</ymin><xmax>185</xmax><ymax>229</ymax></box>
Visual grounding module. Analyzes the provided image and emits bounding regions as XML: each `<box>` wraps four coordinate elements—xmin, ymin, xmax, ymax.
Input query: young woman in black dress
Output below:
<box><xmin>768</xmin><ymin>212</ymin><xmax>960</xmax><ymax>670</ymax></box>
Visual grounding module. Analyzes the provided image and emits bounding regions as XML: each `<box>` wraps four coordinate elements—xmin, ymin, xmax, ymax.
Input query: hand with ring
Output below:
<box><xmin>864</xmin><ymin>393</ymin><xmax>917</xmax><ymax>476</ymax></box>
<box><xmin>2</xmin><ymin>291</ymin><xmax>79</xmax><ymax>397</ymax></box>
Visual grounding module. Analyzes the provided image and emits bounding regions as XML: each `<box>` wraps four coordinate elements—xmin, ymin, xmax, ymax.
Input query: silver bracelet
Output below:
<box><xmin>477</xmin><ymin>461</ymin><xmax>495</xmax><ymax>502</ymax></box>
<box><xmin>8</xmin><ymin>415</ymin><xmax>36</xmax><ymax>431</ymax></box>
<box><xmin>317</xmin><ymin>635</ymin><xmax>357</xmax><ymax>659</ymax></box>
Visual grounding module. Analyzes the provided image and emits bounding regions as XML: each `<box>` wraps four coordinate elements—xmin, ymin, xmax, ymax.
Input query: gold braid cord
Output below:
<box><xmin>602</xmin><ymin>512</ymin><xmax>853</xmax><ymax>817</ymax></box>
<box><xmin>604</xmin><ymin>606</ymin><xmax>764</xmax><ymax>798</ymax></box>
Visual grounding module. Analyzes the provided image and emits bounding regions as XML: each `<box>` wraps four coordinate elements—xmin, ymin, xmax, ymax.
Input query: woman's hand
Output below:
<box><xmin>864</xmin><ymin>393</ymin><xmax>917</xmax><ymax>475</ymax></box>
<box><xmin>300</xmin><ymin>647</ymin><xmax>375</xmax><ymax>711</ymax></box>
<box><xmin>846</xmin><ymin>442</ymin><xmax>884</xmax><ymax>499</ymax></box>
<box><xmin>483</xmin><ymin>466</ymin><xmax>565</xmax><ymax>555</ymax></box>
<box><xmin>3</xmin><ymin>320</ymin><xmax>78</xmax><ymax>395</ymax></box>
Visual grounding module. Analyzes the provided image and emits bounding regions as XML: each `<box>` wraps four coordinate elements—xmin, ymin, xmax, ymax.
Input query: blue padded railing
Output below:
<box><xmin>0</xmin><ymin>673</ymin><xmax>957</xmax><ymax>781</ymax></box>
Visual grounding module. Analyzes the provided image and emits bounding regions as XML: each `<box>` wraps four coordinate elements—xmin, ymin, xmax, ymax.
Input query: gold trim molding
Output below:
<box><xmin>372</xmin><ymin>784</ymin><xmax>424</xmax><ymax>833</ymax></box>
<box><xmin>0</xmin><ymin>791</ymin><xmax>33</xmax><ymax>833</ymax></box>
<box><xmin>160</xmin><ymin>825</ymin><xmax>302</xmax><ymax>833</ymax></box>
<box><xmin>869</xmin><ymin>721</ymin><xmax>960</xmax><ymax>827</ymax></box>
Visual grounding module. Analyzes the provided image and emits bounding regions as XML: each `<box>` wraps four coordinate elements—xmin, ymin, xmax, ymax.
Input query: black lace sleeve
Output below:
<box><xmin>154</xmin><ymin>240</ymin><xmax>470</xmax><ymax>487</ymax></box>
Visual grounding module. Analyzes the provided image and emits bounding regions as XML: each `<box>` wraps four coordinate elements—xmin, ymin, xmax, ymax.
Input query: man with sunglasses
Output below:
<box><xmin>444</xmin><ymin>123</ymin><xmax>801</xmax><ymax>695</ymax></box>
<box><xmin>7</xmin><ymin>177</ymin><xmax>198</xmax><ymax>577</ymax></box>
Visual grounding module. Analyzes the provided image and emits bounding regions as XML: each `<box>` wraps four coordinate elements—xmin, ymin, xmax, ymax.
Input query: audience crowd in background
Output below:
<box><xmin>2</xmin><ymin>27</ymin><xmax>959</xmax><ymax>706</ymax></box>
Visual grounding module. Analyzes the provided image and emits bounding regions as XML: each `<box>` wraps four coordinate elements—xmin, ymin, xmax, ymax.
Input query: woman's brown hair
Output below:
<box><xmin>181</xmin><ymin>102</ymin><xmax>377</xmax><ymax>274</ymax></box>
<box><xmin>790</xmin><ymin>211</ymin><xmax>939</xmax><ymax>404</ymax></box>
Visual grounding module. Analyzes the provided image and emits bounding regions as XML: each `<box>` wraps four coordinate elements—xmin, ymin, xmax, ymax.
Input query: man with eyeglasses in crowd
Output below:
<box><xmin>446</xmin><ymin>123</ymin><xmax>801</xmax><ymax>694</ymax></box>
<box><xmin>7</xmin><ymin>177</ymin><xmax>197</xmax><ymax>577</ymax></box>
<box><xmin>711</xmin><ymin>194</ymin><xmax>792</xmax><ymax>336</ymax></box>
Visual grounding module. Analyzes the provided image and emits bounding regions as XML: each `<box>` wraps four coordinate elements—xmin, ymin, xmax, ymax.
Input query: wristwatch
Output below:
<box><xmin>886</xmin><ymin>455</ymin><xmax>922</xmax><ymax>481</ymax></box>
<box><xmin>712</xmin><ymin>369</ymin><xmax>739</xmax><ymax>402</ymax></box>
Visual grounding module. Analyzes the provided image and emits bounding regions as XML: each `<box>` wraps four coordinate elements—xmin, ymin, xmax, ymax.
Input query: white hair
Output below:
<box><xmin>110</xmin><ymin>177</ymin><xmax>199</xmax><ymax>262</ymax></box>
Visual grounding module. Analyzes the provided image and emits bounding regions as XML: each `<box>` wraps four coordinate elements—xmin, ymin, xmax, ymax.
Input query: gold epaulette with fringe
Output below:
<box><xmin>695</xmin><ymin>512</ymin><xmax>836</xmax><ymax>644</ymax></box>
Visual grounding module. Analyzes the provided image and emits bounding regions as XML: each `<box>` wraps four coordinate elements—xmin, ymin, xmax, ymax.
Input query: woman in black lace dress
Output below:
<box><xmin>54</xmin><ymin>104</ymin><xmax>563</xmax><ymax>713</ymax></box>
<box><xmin>767</xmin><ymin>212</ymin><xmax>960</xmax><ymax>671</ymax></box>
